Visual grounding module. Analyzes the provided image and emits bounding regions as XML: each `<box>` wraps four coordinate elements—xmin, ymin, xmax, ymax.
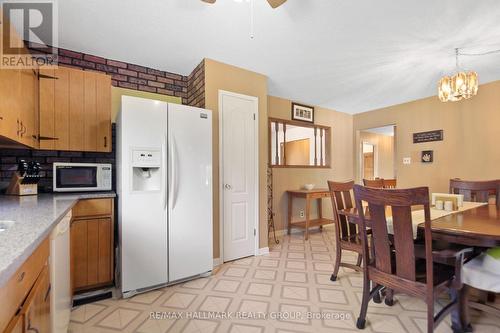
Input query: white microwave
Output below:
<box><xmin>53</xmin><ymin>163</ymin><xmax>112</xmax><ymax>192</ymax></box>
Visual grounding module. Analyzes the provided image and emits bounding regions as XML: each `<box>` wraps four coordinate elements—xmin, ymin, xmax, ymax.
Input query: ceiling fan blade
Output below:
<box><xmin>267</xmin><ymin>0</ymin><xmax>287</xmax><ymax>8</ymax></box>
<box><xmin>201</xmin><ymin>0</ymin><xmax>216</xmax><ymax>4</ymax></box>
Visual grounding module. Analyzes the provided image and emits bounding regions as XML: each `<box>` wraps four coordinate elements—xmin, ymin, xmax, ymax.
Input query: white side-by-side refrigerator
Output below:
<box><xmin>117</xmin><ymin>96</ymin><xmax>213</xmax><ymax>297</ymax></box>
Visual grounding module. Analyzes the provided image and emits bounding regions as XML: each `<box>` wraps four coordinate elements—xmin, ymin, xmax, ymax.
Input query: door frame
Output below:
<box><xmin>218</xmin><ymin>89</ymin><xmax>260</xmax><ymax>262</ymax></box>
<box><xmin>361</xmin><ymin>141</ymin><xmax>377</xmax><ymax>179</ymax></box>
<box><xmin>356</xmin><ymin>124</ymin><xmax>397</xmax><ymax>183</ymax></box>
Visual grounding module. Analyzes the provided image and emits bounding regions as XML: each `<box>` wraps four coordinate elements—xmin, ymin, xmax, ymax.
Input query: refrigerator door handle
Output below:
<box><xmin>163</xmin><ymin>133</ymin><xmax>168</xmax><ymax>211</ymax></box>
<box><xmin>170</xmin><ymin>136</ymin><xmax>179</xmax><ymax>209</ymax></box>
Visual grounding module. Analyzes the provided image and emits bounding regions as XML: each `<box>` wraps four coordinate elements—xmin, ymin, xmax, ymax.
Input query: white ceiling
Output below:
<box><xmin>57</xmin><ymin>0</ymin><xmax>500</xmax><ymax>114</ymax></box>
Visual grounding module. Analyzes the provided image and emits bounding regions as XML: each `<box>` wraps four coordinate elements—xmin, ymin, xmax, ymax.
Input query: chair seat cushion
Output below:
<box><xmin>462</xmin><ymin>251</ymin><xmax>500</xmax><ymax>293</ymax></box>
<box><xmin>415</xmin><ymin>259</ymin><xmax>455</xmax><ymax>286</ymax></box>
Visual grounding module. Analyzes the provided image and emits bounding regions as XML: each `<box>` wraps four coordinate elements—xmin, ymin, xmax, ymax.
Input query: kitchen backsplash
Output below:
<box><xmin>0</xmin><ymin>124</ymin><xmax>116</xmax><ymax>193</ymax></box>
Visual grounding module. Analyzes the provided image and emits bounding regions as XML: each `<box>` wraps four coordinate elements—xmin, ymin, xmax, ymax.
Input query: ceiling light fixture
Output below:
<box><xmin>438</xmin><ymin>48</ymin><xmax>478</xmax><ymax>102</ymax></box>
<box><xmin>438</xmin><ymin>47</ymin><xmax>500</xmax><ymax>102</ymax></box>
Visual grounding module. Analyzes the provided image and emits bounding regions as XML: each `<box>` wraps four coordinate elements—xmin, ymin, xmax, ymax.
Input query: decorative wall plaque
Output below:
<box><xmin>413</xmin><ymin>130</ymin><xmax>443</xmax><ymax>143</ymax></box>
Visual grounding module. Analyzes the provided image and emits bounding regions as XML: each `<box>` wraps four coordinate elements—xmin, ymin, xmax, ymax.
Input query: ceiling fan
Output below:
<box><xmin>201</xmin><ymin>0</ymin><xmax>287</xmax><ymax>9</ymax></box>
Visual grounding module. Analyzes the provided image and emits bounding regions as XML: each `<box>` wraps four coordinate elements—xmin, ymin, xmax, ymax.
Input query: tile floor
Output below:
<box><xmin>69</xmin><ymin>227</ymin><xmax>500</xmax><ymax>333</ymax></box>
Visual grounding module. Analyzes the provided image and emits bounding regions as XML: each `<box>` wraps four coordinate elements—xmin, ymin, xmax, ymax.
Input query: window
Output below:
<box><xmin>269</xmin><ymin>118</ymin><xmax>330</xmax><ymax>168</ymax></box>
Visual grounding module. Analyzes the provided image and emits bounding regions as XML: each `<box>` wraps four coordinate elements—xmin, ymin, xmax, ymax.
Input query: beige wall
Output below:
<box><xmin>358</xmin><ymin>131</ymin><xmax>395</xmax><ymax>180</ymax></box>
<box><xmin>353</xmin><ymin>80</ymin><xmax>500</xmax><ymax>194</ymax></box>
<box><xmin>204</xmin><ymin>59</ymin><xmax>269</xmax><ymax>258</ymax></box>
<box><xmin>268</xmin><ymin>96</ymin><xmax>354</xmax><ymax>232</ymax></box>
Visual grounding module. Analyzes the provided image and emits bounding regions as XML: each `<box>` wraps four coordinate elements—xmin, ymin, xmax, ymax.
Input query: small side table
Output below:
<box><xmin>287</xmin><ymin>189</ymin><xmax>333</xmax><ymax>240</ymax></box>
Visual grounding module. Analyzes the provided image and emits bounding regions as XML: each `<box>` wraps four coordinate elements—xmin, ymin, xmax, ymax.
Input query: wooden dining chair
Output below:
<box><xmin>327</xmin><ymin>181</ymin><xmax>364</xmax><ymax>281</ymax></box>
<box><xmin>449</xmin><ymin>179</ymin><xmax>499</xmax><ymax>206</ymax></box>
<box><xmin>353</xmin><ymin>185</ymin><xmax>472</xmax><ymax>333</ymax></box>
<box><xmin>382</xmin><ymin>178</ymin><xmax>397</xmax><ymax>189</ymax></box>
<box><xmin>363</xmin><ymin>178</ymin><xmax>384</xmax><ymax>188</ymax></box>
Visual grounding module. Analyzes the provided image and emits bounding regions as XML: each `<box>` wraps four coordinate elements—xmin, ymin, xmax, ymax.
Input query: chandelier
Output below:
<box><xmin>438</xmin><ymin>48</ymin><xmax>478</xmax><ymax>102</ymax></box>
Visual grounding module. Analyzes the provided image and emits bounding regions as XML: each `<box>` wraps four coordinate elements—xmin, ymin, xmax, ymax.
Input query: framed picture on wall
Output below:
<box><xmin>291</xmin><ymin>102</ymin><xmax>314</xmax><ymax>123</ymax></box>
<box><xmin>422</xmin><ymin>150</ymin><xmax>433</xmax><ymax>163</ymax></box>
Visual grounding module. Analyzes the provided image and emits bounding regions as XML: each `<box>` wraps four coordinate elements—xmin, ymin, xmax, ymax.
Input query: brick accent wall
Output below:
<box><xmin>31</xmin><ymin>46</ymin><xmax>189</xmax><ymax>104</ymax></box>
<box><xmin>187</xmin><ymin>59</ymin><xmax>205</xmax><ymax>108</ymax></box>
<box><xmin>1</xmin><ymin>48</ymin><xmax>207</xmax><ymax>193</ymax></box>
<box><xmin>0</xmin><ymin>125</ymin><xmax>116</xmax><ymax>193</ymax></box>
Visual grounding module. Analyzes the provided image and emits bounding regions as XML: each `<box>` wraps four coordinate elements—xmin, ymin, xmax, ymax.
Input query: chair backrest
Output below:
<box><xmin>449</xmin><ymin>179</ymin><xmax>499</xmax><ymax>205</ymax></box>
<box><xmin>383</xmin><ymin>178</ymin><xmax>397</xmax><ymax>189</ymax></box>
<box><xmin>328</xmin><ymin>180</ymin><xmax>356</xmax><ymax>241</ymax></box>
<box><xmin>353</xmin><ymin>185</ymin><xmax>433</xmax><ymax>284</ymax></box>
<box><xmin>363</xmin><ymin>178</ymin><xmax>384</xmax><ymax>188</ymax></box>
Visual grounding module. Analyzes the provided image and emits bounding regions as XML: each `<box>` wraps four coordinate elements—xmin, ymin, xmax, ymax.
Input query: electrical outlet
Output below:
<box><xmin>403</xmin><ymin>157</ymin><xmax>411</xmax><ymax>165</ymax></box>
<box><xmin>299</xmin><ymin>210</ymin><xmax>305</xmax><ymax>218</ymax></box>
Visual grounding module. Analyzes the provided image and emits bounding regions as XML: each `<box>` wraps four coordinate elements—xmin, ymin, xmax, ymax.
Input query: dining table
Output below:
<box><xmin>339</xmin><ymin>203</ymin><xmax>500</xmax><ymax>333</ymax></box>
<box><xmin>417</xmin><ymin>204</ymin><xmax>500</xmax><ymax>332</ymax></box>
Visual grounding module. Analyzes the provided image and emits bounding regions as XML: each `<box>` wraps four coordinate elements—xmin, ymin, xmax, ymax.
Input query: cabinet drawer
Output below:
<box><xmin>309</xmin><ymin>192</ymin><xmax>330</xmax><ymax>199</ymax></box>
<box><xmin>0</xmin><ymin>238</ymin><xmax>49</xmax><ymax>332</ymax></box>
<box><xmin>72</xmin><ymin>198</ymin><xmax>112</xmax><ymax>218</ymax></box>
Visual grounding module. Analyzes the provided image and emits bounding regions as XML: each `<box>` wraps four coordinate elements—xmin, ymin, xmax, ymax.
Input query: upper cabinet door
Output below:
<box><xmin>0</xmin><ymin>68</ymin><xmax>21</xmax><ymax>141</ymax></box>
<box><xmin>39</xmin><ymin>67</ymin><xmax>56</xmax><ymax>150</ymax></box>
<box><xmin>96</xmin><ymin>73</ymin><xmax>112</xmax><ymax>152</ymax></box>
<box><xmin>84</xmin><ymin>71</ymin><xmax>98</xmax><ymax>151</ymax></box>
<box><xmin>39</xmin><ymin>66</ymin><xmax>111</xmax><ymax>152</ymax></box>
<box><xmin>69</xmin><ymin>69</ymin><xmax>85</xmax><ymax>151</ymax></box>
<box><xmin>19</xmin><ymin>68</ymin><xmax>39</xmax><ymax>149</ymax></box>
<box><xmin>54</xmin><ymin>67</ymin><xmax>71</xmax><ymax>150</ymax></box>
<box><xmin>40</xmin><ymin>66</ymin><xmax>71</xmax><ymax>150</ymax></box>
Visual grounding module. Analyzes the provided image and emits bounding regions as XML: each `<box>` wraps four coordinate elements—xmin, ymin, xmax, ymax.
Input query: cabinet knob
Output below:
<box><xmin>17</xmin><ymin>271</ymin><xmax>25</xmax><ymax>282</ymax></box>
<box><xmin>104</xmin><ymin>136</ymin><xmax>107</xmax><ymax>147</ymax></box>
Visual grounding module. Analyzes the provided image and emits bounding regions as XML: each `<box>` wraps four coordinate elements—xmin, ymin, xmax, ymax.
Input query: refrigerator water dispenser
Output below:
<box><xmin>131</xmin><ymin>149</ymin><xmax>162</xmax><ymax>192</ymax></box>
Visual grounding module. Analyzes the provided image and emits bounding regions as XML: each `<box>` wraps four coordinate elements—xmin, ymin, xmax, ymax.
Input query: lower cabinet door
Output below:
<box><xmin>22</xmin><ymin>265</ymin><xmax>51</xmax><ymax>333</ymax></box>
<box><xmin>71</xmin><ymin>218</ymin><xmax>113</xmax><ymax>292</ymax></box>
<box><xmin>4</xmin><ymin>314</ymin><xmax>24</xmax><ymax>333</ymax></box>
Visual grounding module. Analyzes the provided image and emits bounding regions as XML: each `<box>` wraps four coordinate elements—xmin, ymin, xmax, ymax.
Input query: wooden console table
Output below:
<box><xmin>287</xmin><ymin>189</ymin><xmax>333</xmax><ymax>240</ymax></box>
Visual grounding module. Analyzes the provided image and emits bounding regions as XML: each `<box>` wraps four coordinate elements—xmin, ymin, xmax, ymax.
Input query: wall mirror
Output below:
<box><xmin>269</xmin><ymin>118</ymin><xmax>330</xmax><ymax>168</ymax></box>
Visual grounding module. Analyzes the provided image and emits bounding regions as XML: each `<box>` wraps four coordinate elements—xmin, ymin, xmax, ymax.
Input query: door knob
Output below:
<box><xmin>224</xmin><ymin>184</ymin><xmax>232</xmax><ymax>190</ymax></box>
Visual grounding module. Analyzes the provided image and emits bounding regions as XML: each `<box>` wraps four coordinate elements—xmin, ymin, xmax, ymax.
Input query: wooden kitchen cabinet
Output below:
<box><xmin>1</xmin><ymin>18</ymin><xmax>111</xmax><ymax>151</ymax></box>
<box><xmin>3</xmin><ymin>314</ymin><xmax>23</xmax><ymax>333</ymax></box>
<box><xmin>69</xmin><ymin>69</ymin><xmax>85</xmax><ymax>151</ymax></box>
<box><xmin>0</xmin><ymin>68</ymin><xmax>21</xmax><ymax>142</ymax></box>
<box><xmin>18</xmin><ymin>68</ymin><xmax>39</xmax><ymax>149</ymax></box>
<box><xmin>0</xmin><ymin>19</ymin><xmax>38</xmax><ymax>149</ymax></box>
<box><xmin>96</xmin><ymin>73</ymin><xmax>112</xmax><ymax>152</ymax></box>
<box><xmin>0</xmin><ymin>67</ymin><xmax>39</xmax><ymax>149</ymax></box>
<box><xmin>19</xmin><ymin>265</ymin><xmax>51</xmax><ymax>333</ymax></box>
<box><xmin>0</xmin><ymin>239</ymin><xmax>50</xmax><ymax>333</ymax></box>
<box><xmin>4</xmin><ymin>265</ymin><xmax>51</xmax><ymax>333</ymax></box>
<box><xmin>39</xmin><ymin>66</ymin><xmax>111</xmax><ymax>152</ymax></box>
<box><xmin>71</xmin><ymin>198</ymin><xmax>114</xmax><ymax>293</ymax></box>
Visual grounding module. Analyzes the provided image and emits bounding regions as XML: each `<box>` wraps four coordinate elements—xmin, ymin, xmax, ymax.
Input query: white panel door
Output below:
<box><xmin>220</xmin><ymin>91</ymin><xmax>258</xmax><ymax>262</ymax></box>
<box><xmin>118</xmin><ymin>96</ymin><xmax>168</xmax><ymax>294</ymax></box>
<box><xmin>168</xmin><ymin>103</ymin><xmax>213</xmax><ymax>282</ymax></box>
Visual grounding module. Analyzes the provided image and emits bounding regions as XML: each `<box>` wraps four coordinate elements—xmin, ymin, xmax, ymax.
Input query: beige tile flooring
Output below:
<box><xmin>69</xmin><ymin>227</ymin><xmax>500</xmax><ymax>333</ymax></box>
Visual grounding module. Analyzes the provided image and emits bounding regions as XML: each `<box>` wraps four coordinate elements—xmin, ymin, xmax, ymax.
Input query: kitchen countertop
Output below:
<box><xmin>0</xmin><ymin>192</ymin><xmax>116</xmax><ymax>287</ymax></box>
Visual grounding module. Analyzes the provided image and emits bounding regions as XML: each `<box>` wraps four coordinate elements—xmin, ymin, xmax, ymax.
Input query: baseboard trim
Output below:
<box><xmin>213</xmin><ymin>258</ymin><xmax>222</xmax><ymax>267</ymax></box>
<box><xmin>258</xmin><ymin>247</ymin><xmax>269</xmax><ymax>256</ymax></box>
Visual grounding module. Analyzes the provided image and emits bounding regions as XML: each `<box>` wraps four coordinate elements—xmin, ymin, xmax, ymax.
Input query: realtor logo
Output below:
<box><xmin>1</xmin><ymin>0</ymin><xmax>58</xmax><ymax>68</ymax></box>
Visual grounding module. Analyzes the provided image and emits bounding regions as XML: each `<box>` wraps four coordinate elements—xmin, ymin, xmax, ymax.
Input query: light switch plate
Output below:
<box><xmin>403</xmin><ymin>157</ymin><xmax>411</xmax><ymax>165</ymax></box>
